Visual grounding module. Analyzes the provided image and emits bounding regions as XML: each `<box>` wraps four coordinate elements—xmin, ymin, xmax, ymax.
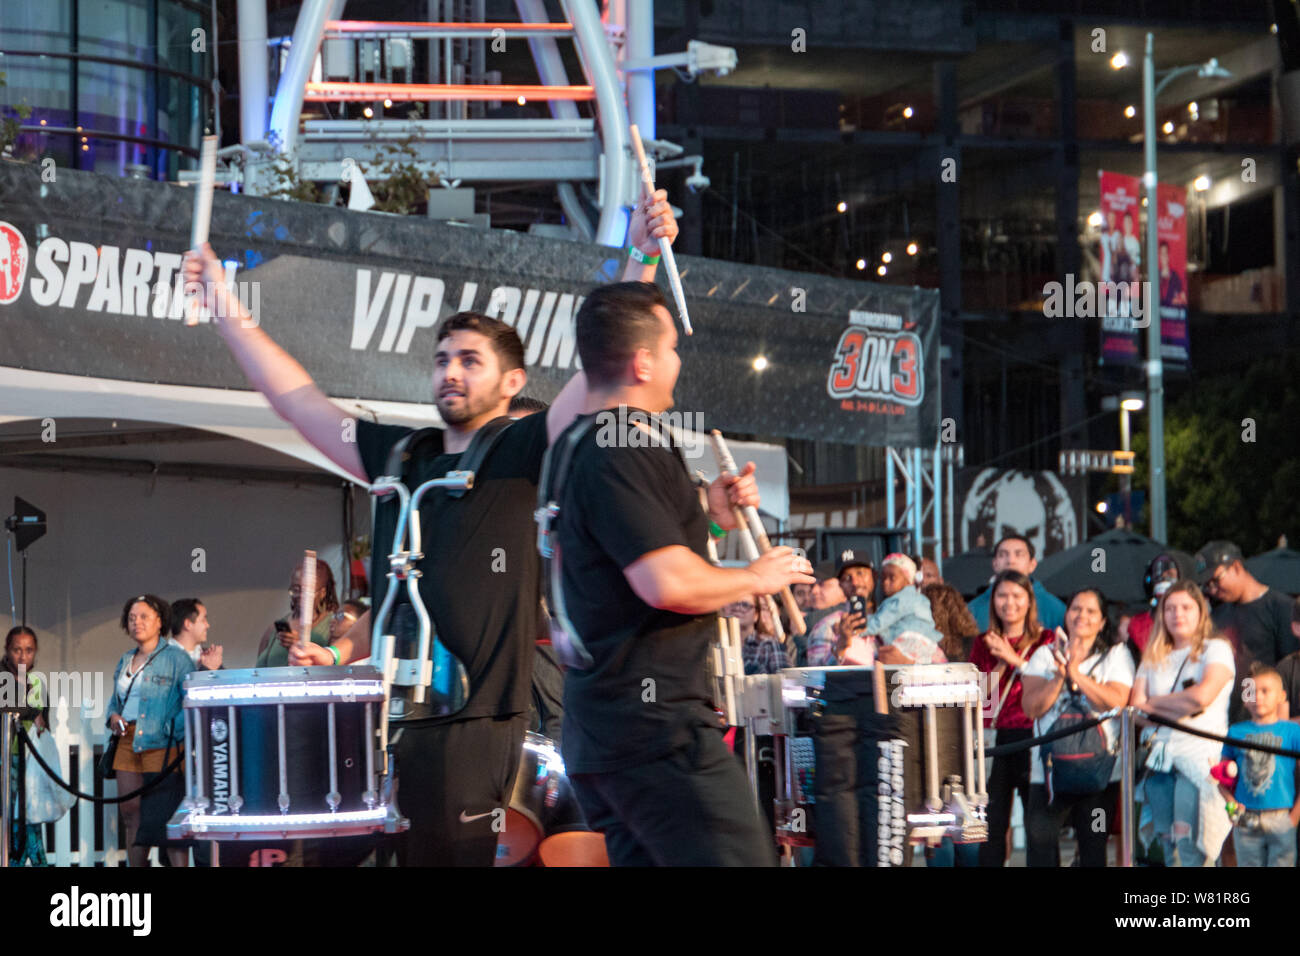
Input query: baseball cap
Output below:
<box><xmin>1193</xmin><ymin>541</ymin><xmax>1243</xmax><ymax>585</ymax></box>
<box><xmin>835</xmin><ymin>549</ymin><xmax>873</xmax><ymax>577</ymax></box>
<box><xmin>813</xmin><ymin>559</ymin><xmax>839</xmax><ymax>582</ymax></box>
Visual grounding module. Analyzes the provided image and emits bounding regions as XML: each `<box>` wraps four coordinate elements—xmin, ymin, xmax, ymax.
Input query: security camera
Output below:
<box><xmin>685</xmin><ymin>169</ymin><xmax>710</xmax><ymax>192</ymax></box>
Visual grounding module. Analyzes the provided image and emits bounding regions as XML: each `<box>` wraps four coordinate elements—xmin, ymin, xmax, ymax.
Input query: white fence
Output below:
<box><xmin>17</xmin><ymin>711</ymin><xmax>169</xmax><ymax>867</ymax></box>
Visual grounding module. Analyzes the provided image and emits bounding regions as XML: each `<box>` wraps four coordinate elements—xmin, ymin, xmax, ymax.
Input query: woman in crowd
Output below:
<box><xmin>1130</xmin><ymin>580</ymin><xmax>1235</xmax><ymax>866</ymax></box>
<box><xmin>4</xmin><ymin>626</ymin><xmax>48</xmax><ymax>866</ymax></box>
<box><xmin>1021</xmin><ymin>588</ymin><xmax>1135</xmax><ymax>866</ymax></box>
<box><xmin>256</xmin><ymin>559</ymin><xmax>339</xmax><ymax>668</ymax></box>
<box><xmin>969</xmin><ymin>570</ymin><xmax>1054</xmax><ymax>866</ymax></box>
<box><xmin>723</xmin><ymin>595</ymin><xmax>791</xmax><ymax>675</ymax></box>
<box><xmin>922</xmin><ymin>582</ymin><xmax>980</xmax><ymax>662</ymax></box>
<box><xmin>104</xmin><ymin>594</ymin><xmax>195</xmax><ymax>867</ymax></box>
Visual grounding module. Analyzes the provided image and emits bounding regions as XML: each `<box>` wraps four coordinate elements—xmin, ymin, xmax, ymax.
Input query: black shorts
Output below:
<box><xmin>569</xmin><ymin>725</ymin><xmax>775</xmax><ymax>867</ymax></box>
<box><xmin>384</xmin><ymin>713</ymin><xmax>527</xmax><ymax>867</ymax></box>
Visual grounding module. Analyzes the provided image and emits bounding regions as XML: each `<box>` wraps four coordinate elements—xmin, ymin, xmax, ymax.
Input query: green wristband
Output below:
<box><xmin>708</xmin><ymin>521</ymin><xmax>727</xmax><ymax>539</ymax></box>
<box><xmin>328</xmin><ymin>645</ymin><xmax>342</xmax><ymax>665</ymax></box>
<box><xmin>628</xmin><ymin>245</ymin><xmax>661</xmax><ymax>265</ymax></box>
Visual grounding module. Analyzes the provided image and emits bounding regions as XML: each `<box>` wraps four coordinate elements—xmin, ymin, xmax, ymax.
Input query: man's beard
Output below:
<box><xmin>437</xmin><ymin>384</ymin><xmax>500</xmax><ymax>425</ymax></box>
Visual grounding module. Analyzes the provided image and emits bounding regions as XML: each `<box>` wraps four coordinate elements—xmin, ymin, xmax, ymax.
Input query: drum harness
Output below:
<box><xmin>368</xmin><ymin>416</ymin><xmax>517</xmax><ymax>753</ymax></box>
<box><xmin>534</xmin><ymin>417</ymin><xmax>601</xmax><ymax>671</ymax></box>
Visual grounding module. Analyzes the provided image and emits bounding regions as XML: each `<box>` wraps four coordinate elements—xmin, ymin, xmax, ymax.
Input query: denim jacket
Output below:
<box><xmin>106</xmin><ymin>642</ymin><xmax>195</xmax><ymax>752</ymax></box>
<box><xmin>866</xmin><ymin>585</ymin><xmax>943</xmax><ymax>645</ymax></box>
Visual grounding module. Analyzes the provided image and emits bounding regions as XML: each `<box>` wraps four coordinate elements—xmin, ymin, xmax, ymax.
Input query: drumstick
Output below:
<box><xmin>298</xmin><ymin>549</ymin><xmax>316</xmax><ymax>651</ymax></box>
<box><xmin>185</xmin><ymin>134</ymin><xmax>218</xmax><ymax>326</ymax></box>
<box><xmin>628</xmin><ymin>124</ymin><xmax>691</xmax><ymax>335</ymax></box>
<box><xmin>708</xmin><ymin>430</ymin><xmax>807</xmax><ymax>636</ymax></box>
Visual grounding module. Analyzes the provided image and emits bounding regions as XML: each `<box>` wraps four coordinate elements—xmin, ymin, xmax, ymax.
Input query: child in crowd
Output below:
<box><xmin>854</xmin><ymin>553</ymin><xmax>946</xmax><ymax>665</ymax></box>
<box><xmin>1217</xmin><ymin>666</ymin><xmax>1300</xmax><ymax>866</ymax></box>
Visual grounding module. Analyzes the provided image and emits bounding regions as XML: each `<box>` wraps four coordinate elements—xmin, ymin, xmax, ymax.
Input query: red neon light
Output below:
<box><xmin>325</xmin><ymin>20</ymin><xmax>573</xmax><ymax>32</ymax></box>
<box><xmin>303</xmin><ymin>82</ymin><xmax>594</xmax><ymax>102</ymax></box>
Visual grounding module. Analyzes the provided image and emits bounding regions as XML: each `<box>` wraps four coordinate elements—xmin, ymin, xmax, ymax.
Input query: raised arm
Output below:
<box><xmin>184</xmin><ymin>244</ymin><xmax>367</xmax><ymax>482</ymax></box>
<box><xmin>622</xmin><ymin>188</ymin><xmax>678</xmax><ymax>282</ymax></box>
<box><xmin>624</xmin><ymin>545</ymin><xmax>812</xmax><ymax>617</ymax></box>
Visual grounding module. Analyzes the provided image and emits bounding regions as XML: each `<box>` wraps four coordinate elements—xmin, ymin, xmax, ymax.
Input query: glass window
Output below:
<box><xmin>78</xmin><ymin>0</ymin><xmax>151</xmax><ymax>64</ymax></box>
<box><xmin>0</xmin><ymin>2</ymin><xmax>74</xmax><ymax>53</ymax></box>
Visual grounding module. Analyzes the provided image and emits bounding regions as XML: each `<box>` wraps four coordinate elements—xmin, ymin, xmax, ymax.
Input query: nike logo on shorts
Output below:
<box><xmin>459</xmin><ymin>810</ymin><xmax>494</xmax><ymax>823</ymax></box>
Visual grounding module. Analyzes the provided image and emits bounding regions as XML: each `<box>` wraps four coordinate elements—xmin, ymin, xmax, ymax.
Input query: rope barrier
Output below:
<box><xmin>981</xmin><ymin>707</ymin><xmax>1300</xmax><ymax>761</ymax></box>
<box><xmin>983</xmin><ymin>708</ymin><xmax>1119</xmax><ymax>757</ymax></box>
<box><xmin>16</xmin><ymin>723</ymin><xmax>184</xmax><ymax>805</ymax></box>
<box><xmin>1139</xmin><ymin>709</ymin><xmax>1300</xmax><ymax>760</ymax></box>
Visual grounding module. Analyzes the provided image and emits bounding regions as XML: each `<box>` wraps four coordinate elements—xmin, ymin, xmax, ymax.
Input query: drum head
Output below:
<box><xmin>494</xmin><ymin>808</ymin><xmax>542</xmax><ymax>867</ymax></box>
<box><xmin>538</xmin><ymin>831</ymin><xmax>609</xmax><ymax>868</ymax></box>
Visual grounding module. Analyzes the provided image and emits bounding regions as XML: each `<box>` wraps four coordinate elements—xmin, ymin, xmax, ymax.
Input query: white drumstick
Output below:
<box><xmin>628</xmin><ymin>124</ymin><xmax>692</xmax><ymax>335</ymax></box>
<box><xmin>298</xmin><ymin>549</ymin><xmax>317</xmax><ymax>651</ymax></box>
<box><xmin>185</xmin><ymin>134</ymin><xmax>218</xmax><ymax>326</ymax></box>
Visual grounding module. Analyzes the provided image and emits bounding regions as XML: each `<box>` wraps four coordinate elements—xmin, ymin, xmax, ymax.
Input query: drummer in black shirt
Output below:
<box><xmin>552</xmin><ymin>282</ymin><xmax>814</xmax><ymax>866</ymax></box>
<box><xmin>183</xmin><ymin>192</ymin><xmax>678</xmax><ymax>865</ymax></box>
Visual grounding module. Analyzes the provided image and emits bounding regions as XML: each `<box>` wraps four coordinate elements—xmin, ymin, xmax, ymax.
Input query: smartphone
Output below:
<box><xmin>1054</xmin><ymin>626</ymin><xmax>1069</xmax><ymax>657</ymax></box>
<box><xmin>848</xmin><ymin>595</ymin><xmax>867</xmax><ymax>618</ymax></box>
<box><xmin>275</xmin><ymin>619</ymin><xmax>292</xmax><ymax>633</ymax></box>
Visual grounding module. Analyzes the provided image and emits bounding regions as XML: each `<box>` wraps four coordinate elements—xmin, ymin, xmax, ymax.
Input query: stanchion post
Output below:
<box><xmin>1120</xmin><ymin>706</ymin><xmax>1135</xmax><ymax>868</ymax></box>
<box><xmin>0</xmin><ymin>712</ymin><xmax>11</xmax><ymax>867</ymax></box>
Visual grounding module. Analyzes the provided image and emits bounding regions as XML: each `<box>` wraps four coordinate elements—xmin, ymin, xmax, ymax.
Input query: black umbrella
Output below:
<box><xmin>1034</xmin><ymin>527</ymin><xmax>1166</xmax><ymax>607</ymax></box>
<box><xmin>1245</xmin><ymin>546</ymin><xmax>1300</xmax><ymax>596</ymax></box>
<box><xmin>941</xmin><ymin>548</ymin><xmax>994</xmax><ymax>599</ymax></box>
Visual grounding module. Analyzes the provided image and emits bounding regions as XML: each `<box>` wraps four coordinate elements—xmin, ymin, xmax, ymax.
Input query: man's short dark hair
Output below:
<box><xmin>435</xmin><ymin>311</ymin><xmax>525</xmax><ymax>373</ymax></box>
<box><xmin>994</xmin><ymin>534</ymin><xmax>1035</xmax><ymax>560</ymax></box>
<box><xmin>575</xmin><ymin>282</ymin><xmax>669</xmax><ymax>388</ymax></box>
<box><xmin>508</xmin><ymin>395</ymin><xmax>548</xmax><ymax>415</ymax></box>
<box><xmin>170</xmin><ymin>598</ymin><xmax>203</xmax><ymax>636</ymax></box>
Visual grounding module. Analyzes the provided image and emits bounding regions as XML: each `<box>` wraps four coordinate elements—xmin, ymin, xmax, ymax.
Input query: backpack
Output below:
<box><xmin>1040</xmin><ymin>650</ymin><xmax>1117</xmax><ymax>799</ymax></box>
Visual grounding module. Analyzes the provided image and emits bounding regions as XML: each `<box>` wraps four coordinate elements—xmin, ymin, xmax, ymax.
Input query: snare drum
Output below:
<box><xmin>775</xmin><ymin>664</ymin><xmax>986</xmax><ymax>863</ymax></box>
<box><xmin>495</xmin><ymin>732</ymin><xmax>588</xmax><ymax>866</ymax></box>
<box><xmin>167</xmin><ymin>666</ymin><xmax>407</xmax><ymax>841</ymax></box>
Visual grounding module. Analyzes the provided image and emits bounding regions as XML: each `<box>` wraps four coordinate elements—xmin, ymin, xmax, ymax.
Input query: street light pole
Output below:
<box><xmin>1142</xmin><ymin>32</ymin><xmax>1167</xmax><ymax>544</ymax></box>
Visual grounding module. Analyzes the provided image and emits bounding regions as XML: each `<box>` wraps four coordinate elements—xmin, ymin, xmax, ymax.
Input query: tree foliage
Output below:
<box><xmin>1130</xmin><ymin>348</ymin><xmax>1300</xmax><ymax>554</ymax></box>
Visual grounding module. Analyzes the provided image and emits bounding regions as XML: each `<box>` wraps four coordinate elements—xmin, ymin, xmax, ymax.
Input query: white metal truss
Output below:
<box><xmin>884</xmin><ymin>441</ymin><xmax>964</xmax><ymax>574</ymax></box>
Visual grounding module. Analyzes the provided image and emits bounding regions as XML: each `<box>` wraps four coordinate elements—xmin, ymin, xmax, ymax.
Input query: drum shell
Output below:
<box><xmin>193</xmin><ymin>701</ymin><xmax>370</xmax><ymax>816</ymax></box>
<box><xmin>496</xmin><ymin>732</ymin><xmax>588</xmax><ymax>867</ymax></box>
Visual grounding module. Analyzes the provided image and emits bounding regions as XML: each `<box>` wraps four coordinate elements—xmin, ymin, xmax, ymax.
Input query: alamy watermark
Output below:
<box><xmin>1042</xmin><ymin>275</ymin><xmax>1153</xmax><ymax>328</ymax></box>
<box><xmin>593</xmin><ymin>404</ymin><xmax>709</xmax><ymax>459</ymax></box>
<box><xmin>0</xmin><ymin>665</ymin><xmax>106</xmax><ymax>718</ymax></box>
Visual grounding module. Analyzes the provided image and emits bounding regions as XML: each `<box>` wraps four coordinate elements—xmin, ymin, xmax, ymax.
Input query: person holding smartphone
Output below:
<box><xmin>254</xmin><ymin>559</ymin><xmax>338</xmax><ymax>668</ymax></box>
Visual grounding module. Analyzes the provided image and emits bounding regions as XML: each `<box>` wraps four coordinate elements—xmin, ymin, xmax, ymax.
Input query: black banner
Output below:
<box><xmin>0</xmin><ymin>163</ymin><xmax>939</xmax><ymax>447</ymax></box>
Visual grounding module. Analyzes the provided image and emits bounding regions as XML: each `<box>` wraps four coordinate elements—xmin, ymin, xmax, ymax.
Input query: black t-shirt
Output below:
<box><xmin>1212</xmin><ymin>589</ymin><xmax>1298</xmax><ymax>722</ymax></box>
<box><xmin>357</xmin><ymin>413</ymin><xmax>549</xmax><ymax>722</ymax></box>
<box><xmin>1277</xmin><ymin>652</ymin><xmax>1300</xmax><ymax>720</ymax></box>
<box><xmin>555</xmin><ymin>410</ymin><xmax>722</xmax><ymax>774</ymax></box>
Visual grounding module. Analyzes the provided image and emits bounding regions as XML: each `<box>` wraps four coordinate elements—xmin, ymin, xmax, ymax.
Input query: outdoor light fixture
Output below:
<box><xmin>1088</xmin><ymin>211</ymin><xmax>1103</xmax><ymax>228</ymax></box>
<box><xmin>877</xmin><ymin>265</ymin><xmax>887</xmax><ymax>276</ymax></box>
<box><xmin>856</xmin><ymin>258</ymin><xmax>866</xmax><ymax>270</ymax></box>
<box><xmin>516</xmin><ymin>95</ymin><xmax>527</xmax><ymax>105</ymax></box>
<box><xmin>363</xmin><ymin>106</ymin><xmax>374</xmax><ymax>118</ymax></box>
<box><xmin>1111</xmin><ymin>52</ymin><xmax>1129</xmax><ymax>70</ymax></box>
<box><xmin>903</xmin><ymin>106</ymin><xmax>914</xmax><ymax>118</ymax></box>
<box><xmin>882</xmin><ymin>251</ymin><xmax>892</xmax><ymax>263</ymax></box>
<box><xmin>752</xmin><ymin>356</ymin><xmax>769</xmax><ymax>372</ymax></box>
<box><xmin>1121</xmin><ymin>396</ymin><xmax>1145</xmax><ymax>412</ymax></box>
<box><xmin>384</xmin><ymin>98</ymin><xmax>393</xmax><ymax>108</ymax></box>
<box><xmin>1124</xmin><ymin>105</ymin><xmax>1136</xmax><ymax>118</ymax></box>
<box><xmin>906</xmin><ymin>241</ymin><xmax>918</xmax><ymax>256</ymax></box>
<box><xmin>837</xmin><ymin>201</ymin><xmax>847</xmax><ymax>213</ymax></box>
<box><xmin>1188</xmin><ymin>101</ymin><xmax>1198</xmax><ymax>114</ymax></box>
<box><xmin>1096</xmin><ymin>501</ymin><xmax>1108</xmax><ymax>514</ymax></box>
<box><xmin>1193</xmin><ymin>175</ymin><xmax>1211</xmax><ymax>192</ymax></box>
<box><xmin>1162</xmin><ymin>120</ymin><xmax>1174</xmax><ymax>134</ymax></box>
